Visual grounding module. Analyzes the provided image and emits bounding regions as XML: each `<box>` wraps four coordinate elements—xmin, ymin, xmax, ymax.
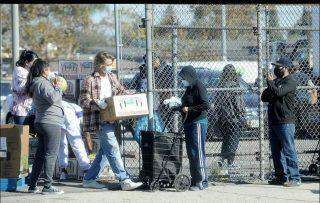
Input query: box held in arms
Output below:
<box><xmin>100</xmin><ymin>93</ymin><xmax>149</xmax><ymax>122</ymax></box>
<box><xmin>0</xmin><ymin>125</ymin><xmax>29</xmax><ymax>178</ymax></box>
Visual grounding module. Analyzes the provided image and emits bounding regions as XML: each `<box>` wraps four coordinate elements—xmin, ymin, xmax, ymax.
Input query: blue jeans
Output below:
<box><xmin>269</xmin><ymin>124</ymin><xmax>301</xmax><ymax>182</ymax></box>
<box><xmin>84</xmin><ymin>123</ymin><xmax>129</xmax><ymax>181</ymax></box>
<box><xmin>133</xmin><ymin>112</ymin><xmax>166</xmax><ymax>145</ymax></box>
<box><xmin>183</xmin><ymin>118</ymin><xmax>208</xmax><ymax>187</ymax></box>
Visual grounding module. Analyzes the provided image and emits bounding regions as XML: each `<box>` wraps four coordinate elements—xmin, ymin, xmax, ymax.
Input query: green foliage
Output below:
<box><xmin>1</xmin><ymin>4</ymin><xmax>108</xmax><ymax>59</ymax></box>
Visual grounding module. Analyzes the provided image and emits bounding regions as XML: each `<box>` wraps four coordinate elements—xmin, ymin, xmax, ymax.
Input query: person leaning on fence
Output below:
<box><xmin>79</xmin><ymin>51</ymin><xmax>143</xmax><ymax>190</ymax></box>
<box><xmin>214</xmin><ymin>64</ymin><xmax>246</xmax><ymax>169</ymax></box>
<box><xmin>11</xmin><ymin>50</ymin><xmax>38</xmax><ymax>133</ymax></box>
<box><xmin>174</xmin><ymin>65</ymin><xmax>210</xmax><ymax>191</ymax></box>
<box><xmin>26</xmin><ymin>59</ymin><xmax>65</xmax><ymax>195</ymax></box>
<box><xmin>261</xmin><ymin>57</ymin><xmax>301</xmax><ymax>187</ymax></box>
<box><xmin>129</xmin><ymin>58</ymin><xmax>166</xmax><ymax>144</ymax></box>
<box><xmin>290</xmin><ymin>63</ymin><xmax>318</xmax><ymax>139</ymax></box>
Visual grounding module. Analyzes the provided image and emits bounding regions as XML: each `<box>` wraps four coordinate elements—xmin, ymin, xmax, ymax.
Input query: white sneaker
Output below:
<box><xmin>60</xmin><ymin>172</ymin><xmax>68</xmax><ymax>181</ymax></box>
<box><xmin>120</xmin><ymin>179</ymin><xmax>143</xmax><ymax>191</ymax></box>
<box><xmin>82</xmin><ymin>180</ymin><xmax>106</xmax><ymax>189</ymax></box>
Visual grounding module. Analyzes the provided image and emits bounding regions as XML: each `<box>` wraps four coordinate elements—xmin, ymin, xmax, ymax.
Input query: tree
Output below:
<box><xmin>288</xmin><ymin>7</ymin><xmax>311</xmax><ymax>38</ymax></box>
<box><xmin>154</xmin><ymin>5</ymin><xmax>179</xmax><ymax>39</ymax></box>
<box><xmin>1</xmin><ymin>4</ymin><xmax>108</xmax><ymax>60</ymax></box>
<box><xmin>189</xmin><ymin>5</ymin><xmax>215</xmax><ymax>40</ymax></box>
<box><xmin>1</xmin><ymin>5</ymin><xmax>13</xmax><ymax>56</ymax></box>
<box><xmin>226</xmin><ymin>5</ymin><xmax>256</xmax><ymax>41</ymax></box>
<box><xmin>267</xmin><ymin>5</ymin><xmax>284</xmax><ymax>42</ymax></box>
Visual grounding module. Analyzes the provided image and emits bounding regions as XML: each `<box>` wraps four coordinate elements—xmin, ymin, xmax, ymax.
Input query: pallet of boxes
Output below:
<box><xmin>0</xmin><ymin>125</ymin><xmax>29</xmax><ymax>191</ymax></box>
<box><xmin>90</xmin><ymin>93</ymin><xmax>149</xmax><ymax>181</ymax></box>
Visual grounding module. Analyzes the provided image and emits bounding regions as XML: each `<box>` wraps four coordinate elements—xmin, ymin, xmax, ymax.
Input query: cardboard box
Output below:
<box><xmin>0</xmin><ymin>125</ymin><xmax>29</xmax><ymax>178</ymax></box>
<box><xmin>29</xmin><ymin>138</ymin><xmax>38</xmax><ymax>160</ymax></box>
<box><xmin>100</xmin><ymin>93</ymin><xmax>149</xmax><ymax>122</ymax></box>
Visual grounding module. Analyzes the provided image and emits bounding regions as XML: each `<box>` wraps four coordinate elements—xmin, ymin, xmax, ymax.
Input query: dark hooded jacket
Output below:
<box><xmin>178</xmin><ymin>66</ymin><xmax>210</xmax><ymax>124</ymax></box>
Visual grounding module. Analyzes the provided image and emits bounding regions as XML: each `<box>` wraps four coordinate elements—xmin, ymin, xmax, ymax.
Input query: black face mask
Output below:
<box><xmin>274</xmin><ymin>66</ymin><xmax>285</xmax><ymax>78</ymax></box>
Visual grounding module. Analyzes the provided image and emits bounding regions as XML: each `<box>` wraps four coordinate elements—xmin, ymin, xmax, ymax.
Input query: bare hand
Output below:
<box><xmin>262</xmin><ymin>68</ymin><xmax>268</xmax><ymax>78</ymax></box>
<box><xmin>267</xmin><ymin>73</ymin><xmax>275</xmax><ymax>81</ymax></box>
<box><xmin>52</xmin><ymin>77</ymin><xmax>62</xmax><ymax>87</ymax></box>
<box><xmin>182</xmin><ymin>107</ymin><xmax>189</xmax><ymax>113</ymax></box>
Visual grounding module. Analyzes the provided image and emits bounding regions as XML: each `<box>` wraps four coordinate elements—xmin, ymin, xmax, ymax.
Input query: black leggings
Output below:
<box><xmin>29</xmin><ymin>123</ymin><xmax>61</xmax><ymax>188</ymax></box>
<box><xmin>219</xmin><ymin>120</ymin><xmax>241</xmax><ymax>165</ymax></box>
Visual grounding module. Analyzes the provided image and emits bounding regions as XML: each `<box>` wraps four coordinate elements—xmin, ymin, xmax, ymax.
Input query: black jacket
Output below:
<box><xmin>214</xmin><ymin>80</ymin><xmax>246</xmax><ymax>124</ymax></box>
<box><xmin>261</xmin><ymin>74</ymin><xmax>297</xmax><ymax>125</ymax></box>
<box><xmin>179</xmin><ymin>66</ymin><xmax>210</xmax><ymax>124</ymax></box>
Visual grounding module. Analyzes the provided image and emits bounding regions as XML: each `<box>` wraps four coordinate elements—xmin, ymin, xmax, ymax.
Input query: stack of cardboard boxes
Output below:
<box><xmin>0</xmin><ymin>125</ymin><xmax>29</xmax><ymax>191</ymax></box>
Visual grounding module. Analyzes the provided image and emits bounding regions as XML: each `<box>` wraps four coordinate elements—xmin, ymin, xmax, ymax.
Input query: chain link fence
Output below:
<box><xmin>2</xmin><ymin>4</ymin><xmax>318</xmax><ymax>182</ymax></box>
<box><xmin>115</xmin><ymin>4</ymin><xmax>319</xmax><ymax>182</ymax></box>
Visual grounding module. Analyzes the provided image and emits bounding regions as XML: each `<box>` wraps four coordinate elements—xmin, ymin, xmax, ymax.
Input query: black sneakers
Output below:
<box><xmin>268</xmin><ymin>178</ymin><xmax>302</xmax><ymax>187</ymax></box>
<box><xmin>28</xmin><ymin>186</ymin><xmax>40</xmax><ymax>193</ymax></box>
<box><xmin>268</xmin><ymin>178</ymin><xmax>286</xmax><ymax>185</ymax></box>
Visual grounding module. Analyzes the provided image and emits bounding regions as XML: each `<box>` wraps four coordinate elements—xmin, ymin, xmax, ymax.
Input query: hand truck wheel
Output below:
<box><xmin>174</xmin><ymin>174</ymin><xmax>191</xmax><ymax>192</ymax></box>
<box><xmin>309</xmin><ymin>163</ymin><xmax>319</xmax><ymax>175</ymax></box>
<box><xmin>150</xmin><ymin>180</ymin><xmax>160</xmax><ymax>191</ymax></box>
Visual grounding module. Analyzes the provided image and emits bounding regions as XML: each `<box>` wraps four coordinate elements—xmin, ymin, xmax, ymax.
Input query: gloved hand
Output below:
<box><xmin>98</xmin><ymin>99</ymin><xmax>108</xmax><ymax>109</ymax></box>
<box><xmin>163</xmin><ymin>96</ymin><xmax>182</xmax><ymax>109</ymax></box>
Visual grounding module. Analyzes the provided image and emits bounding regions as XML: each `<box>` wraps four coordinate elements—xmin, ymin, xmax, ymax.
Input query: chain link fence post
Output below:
<box><xmin>146</xmin><ymin>4</ymin><xmax>154</xmax><ymax>131</ymax></box>
<box><xmin>311</xmin><ymin>6</ymin><xmax>319</xmax><ymax>76</ymax></box>
<box><xmin>172</xmin><ymin>15</ymin><xmax>179</xmax><ymax>133</ymax></box>
<box><xmin>221</xmin><ymin>5</ymin><xmax>227</xmax><ymax>61</ymax></box>
<box><xmin>257</xmin><ymin>4</ymin><xmax>266</xmax><ymax>181</ymax></box>
<box><xmin>11</xmin><ymin>4</ymin><xmax>19</xmax><ymax>73</ymax></box>
<box><xmin>114</xmin><ymin>4</ymin><xmax>121</xmax><ymax>79</ymax></box>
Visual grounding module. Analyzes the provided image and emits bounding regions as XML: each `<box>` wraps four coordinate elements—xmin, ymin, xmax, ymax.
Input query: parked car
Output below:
<box><xmin>119</xmin><ymin>67</ymin><xmax>318</xmax><ymax>140</ymax></box>
<box><xmin>0</xmin><ymin>80</ymin><xmax>14</xmax><ymax>124</ymax></box>
<box><xmin>194</xmin><ymin>68</ymin><xmax>264</xmax><ymax>141</ymax></box>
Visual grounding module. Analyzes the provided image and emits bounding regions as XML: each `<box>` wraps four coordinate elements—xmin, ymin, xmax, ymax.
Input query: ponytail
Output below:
<box><xmin>16</xmin><ymin>50</ymin><xmax>38</xmax><ymax>68</ymax></box>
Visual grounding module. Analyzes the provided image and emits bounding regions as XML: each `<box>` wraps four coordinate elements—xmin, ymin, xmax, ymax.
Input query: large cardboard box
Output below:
<box><xmin>100</xmin><ymin>93</ymin><xmax>149</xmax><ymax>122</ymax></box>
<box><xmin>0</xmin><ymin>125</ymin><xmax>29</xmax><ymax>178</ymax></box>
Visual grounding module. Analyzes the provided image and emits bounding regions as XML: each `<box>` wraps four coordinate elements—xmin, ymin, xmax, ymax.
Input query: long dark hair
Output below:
<box><xmin>26</xmin><ymin>58</ymin><xmax>49</xmax><ymax>97</ymax></box>
<box><xmin>16</xmin><ymin>50</ymin><xmax>38</xmax><ymax>68</ymax></box>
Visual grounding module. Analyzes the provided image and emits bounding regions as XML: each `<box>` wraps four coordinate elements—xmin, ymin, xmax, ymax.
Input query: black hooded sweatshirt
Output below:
<box><xmin>178</xmin><ymin>66</ymin><xmax>210</xmax><ymax>124</ymax></box>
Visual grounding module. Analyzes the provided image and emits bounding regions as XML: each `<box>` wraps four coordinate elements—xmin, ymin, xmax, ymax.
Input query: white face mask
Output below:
<box><xmin>182</xmin><ymin>80</ymin><xmax>190</xmax><ymax>87</ymax></box>
<box><xmin>103</xmin><ymin>66</ymin><xmax>113</xmax><ymax>74</ymax></box>
<box><xmin>47</xmin><ymin>72</ymin><xmax>56</xmax><ymax>81</ymax></box>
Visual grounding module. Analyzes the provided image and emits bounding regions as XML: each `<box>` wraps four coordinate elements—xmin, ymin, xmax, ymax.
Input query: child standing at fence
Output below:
<box><xmin>175</xmin><ymin>66</ymin><xmax>210</xmax><ymax>191</ymax></box>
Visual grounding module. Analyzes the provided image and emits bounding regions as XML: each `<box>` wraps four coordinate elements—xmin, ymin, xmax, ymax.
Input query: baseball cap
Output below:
<box><xmin>271</xmin><ymin>57</ymin><xmax>293</xmax><ymax>69</ymax></box>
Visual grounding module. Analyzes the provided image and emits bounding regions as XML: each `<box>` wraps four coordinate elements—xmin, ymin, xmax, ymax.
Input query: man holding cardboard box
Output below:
<box><xmin>79</xmin><ymin>51</ymin><xmax>142</xmax><ymax>190</ymax></box>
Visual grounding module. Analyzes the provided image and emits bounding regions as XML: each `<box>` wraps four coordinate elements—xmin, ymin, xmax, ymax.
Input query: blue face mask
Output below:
<box><xmin>182</xmin><ymin>80</ymin><xmax>190</xmax><ymax>87</ymax></box>
<box><xmin>103</xmin><ymin>66</ymin><xmax>113</xmax><ymax>74</ymax></box>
